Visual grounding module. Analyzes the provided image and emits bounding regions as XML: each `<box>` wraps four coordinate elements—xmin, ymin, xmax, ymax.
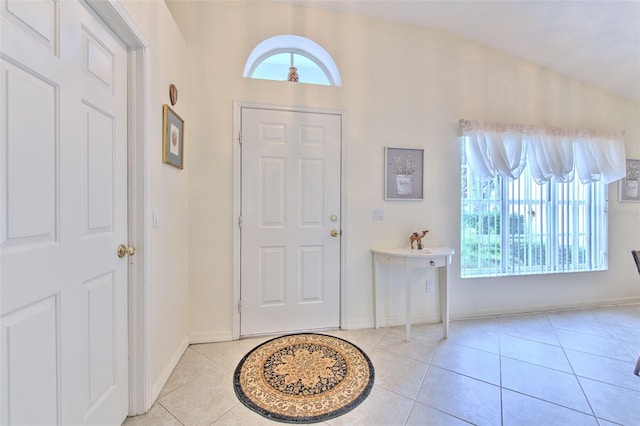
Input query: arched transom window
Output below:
<box><xmin>243</xmin><ymin>35</ymin><xmax>342</xmax><ymax>86</ymax></box>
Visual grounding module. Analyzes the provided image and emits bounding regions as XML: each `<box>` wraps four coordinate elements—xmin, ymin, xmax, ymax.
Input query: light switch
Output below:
<box><xmin>372</xmin><ymin>208</ymin><xmax>384</xmax><ymax>220</ymax></box>
<box><xmin>153</xmin><ymin>207</ymin><xmax>160</xmax><ymax>228</ymax></box>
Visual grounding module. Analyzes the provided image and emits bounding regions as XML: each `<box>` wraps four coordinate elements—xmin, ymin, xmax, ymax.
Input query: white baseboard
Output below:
<box><xmin>343</xmin><ymin>318</ymin><xmax>374</xmax><ymax>330</ymax></box>
<box><xmin>345</xmin><ymin>313</ymin><xmax>442</xmax><ymax>330</ymax></box>
<box><xmin>451</xmin><ymin>296</ymin><xmax>640</xmax><ymax>321</ymax></box>
<box><xmin>151</xmin><ymin>337</ymin><xmax>189</xmax><ymax>401</ymax></box>
<box><xmin>345</xmin><ymin>297</ymin><xmax>640</xmax><ymax>330</ymax></box>
<box><xmin>189</xmin><ymin>330</ymin><xmax>234</xmax><ymax>344</ymax></box>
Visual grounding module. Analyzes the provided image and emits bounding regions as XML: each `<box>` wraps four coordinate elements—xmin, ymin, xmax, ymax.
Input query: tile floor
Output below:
<box><xmin>124</xmin><ymin>304</ymin><xmax>640</xmax><ymax>426</ymax></box>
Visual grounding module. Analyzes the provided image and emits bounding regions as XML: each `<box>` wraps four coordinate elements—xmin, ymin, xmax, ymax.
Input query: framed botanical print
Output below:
<box><xmin>619</xmin><ymin>158</ymin><xmax>640</xmax><ymax>202</ymax></box>
<box><xmin>162</xmin><ymin>104</ymin><xmax>184</xmax><ymax>169</ymax></box>
<box><xmin>384</xmin><ymin>147</ymin><xmax>424</xmax><ymax>200</ymax></box>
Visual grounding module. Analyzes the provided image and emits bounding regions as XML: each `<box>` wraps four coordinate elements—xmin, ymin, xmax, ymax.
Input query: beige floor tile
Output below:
<box><xmin>405</xmin><ymin>402</ymin><xmax>472</xmax><ymax>426</ymax></box>
<box><xmin>446</xmin><ymin>323</ymin><xmax>500</xmax><ymax>354</ymax></box>
<box><xmin>191</xmin><ymin>336</ymin><xmax>270</xmax><ymax>370</ymax></box>
<box><xmin>123</xmin><ymin>403</ymin><xmax>181</xmax><ymax>426</ymax></box>
<box><xmin>501</xmin><ymin>357</ymin><xmax>592</xmax><ymax>414</ymax></box>
<box><xmin>499</xmin><ymin>312</ymin><xmax>551</xmax><ymax>328</ymax></box>
<box><xmin>322</xmin><ymin>327</ymin><xmax>389</xmax><ymax>353</ymax></box>
<box><xmin>158</xmin><ymin>365</ymin><xmax>237</xmax><ymax>425</ymax></box>
<box><xmin>554</xmin><ymin>328</ymin><xmax>634</xmax><ymax>362</ymax></box>
<box><xmin>121</xmin><ymin>304</ymin><xmax>640</xmax><ymax>426</ymax></box>
<box><xmin>368</xmin><ymin>347</ymin><xmax>428</xmax><ymax>399</ymax></box>
<box><xmin>499</xmin><ymin>314</ymin><xmax>559</xmax><ymax>346</ymax></box>
<box><xmin>416</xmin><ymin>366</ymin><xmax>501</xmax><ymax>425</ymax></box>
<box><xmin>324</xmin><ymin>385</ymin><xmax>414</xmax><ymax>426</ymax></box>
<box><xmin>501</xmin><ymin>324</ymin><xmax>560</xmax><ymax>346</ymax></box>
<box><xmin>375</xmin><ymin>328</ymin><xmax>440</xmax><ymax>363</ymax></box>
<box><xmin>412</xmin><ymin>320</ymin><xmax>448</xmax><ymax>332</ymax></box>
<box><xmin>608</xmin><ymin>323</ymin><xmax>640</xmax><ymax>349</ymax></box>
<box><xmin>452</xmin><ymin>317</ymin><xmax>502</xmax><ymax>331</ymax></box>
<box><xmin>431</xmin><ymin>341</ymin><xmax>500</xmax><ymax>385</ymax></box>
<box><xmin>547</xmin><ymin>309</ymin><xmax>613</xmax><ymax>338</ymax></box>
<box><xmin>565</xmin><ymin>348</ymin><xmax>640</xmax><ymax>391</ymax></box>
<box><xmin>592</xmin><ymin>305</ymin><xmax>640</xmax><ymax>330</ymax></box>
<box><xmin>500</xmin><ymin>334</ymin><xmax>572</xmax><ymax>373</ymax></box>
<box><xmin>211</xmin><ymin>402</ymin><xmax>287</xmax><ymax>425</ymax></box>
<box><xmin>159</xmin><ymin>347</ymin><xmax>219</xmax><ymax>398</ymax></box>
<box><xmin>501</xmin><ymin>389</ymin><xmax>599</xmax><ymax>426</ymax></box>
<box><xmin>597</xmin><ymin>420</ymin><xmax>627</xmax><ymax>426</ymax></box>
<box><xmin>399</xmin><ymin>322</ymin><xmax>448</xmax><ymax>342</ymax></box>
<box><xmin>579</xmin><ymin>377</ymin><xmax>640</xmax><ymax>426</ymax></box>
<box><xmin>384</xmin><ymin>323</ymin><xmax>444</xmax><ymax>343</ymax></box>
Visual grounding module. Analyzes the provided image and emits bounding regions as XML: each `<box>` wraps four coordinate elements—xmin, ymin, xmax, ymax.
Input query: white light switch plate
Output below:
<box><xmin>152</xmin><ymin>208</ymin><xmax>159</xmax><ymax>228</ymax></box>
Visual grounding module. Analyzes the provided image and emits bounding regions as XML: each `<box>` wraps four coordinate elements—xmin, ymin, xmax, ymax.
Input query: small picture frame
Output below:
<box><xmin>162</xmin><ymin>104</ymin><xmax>184</xmax><ymax>169</ymax></box>
<box><xmin>384</xmin><ymin>147</ymin><xmax>424</xmax><ymax>200</ymax></box>
<box><xmin>618</xmin><ymin>158</ymin><xmax>640</xmax><ymax>202</ymax></box>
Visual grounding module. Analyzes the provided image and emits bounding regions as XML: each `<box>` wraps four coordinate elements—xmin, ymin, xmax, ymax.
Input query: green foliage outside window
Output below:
<box><xmin>461</xmin><ymin>213</ymin><xmax>545</xmax><ymax>273</ymax></box>
<box><xmin>462</xmin><ymin>211</ymin><xmax>588</xmax><ymax>275</ymax></box>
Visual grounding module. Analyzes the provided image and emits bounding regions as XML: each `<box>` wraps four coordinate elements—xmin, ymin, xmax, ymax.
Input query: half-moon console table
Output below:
<box><xmin>372</xmin><ymin>247</ymin><xmax>455</xmax><ymax>341</ymax></box>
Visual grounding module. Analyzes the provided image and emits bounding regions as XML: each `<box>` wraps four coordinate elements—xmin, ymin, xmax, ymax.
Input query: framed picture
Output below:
<box><xmin>162</xmin><ymin>104</ymin><xmax>184</xmax><ymax>169</ymax></box>
<box><xmin>619</xmin><ymin>158</ymin><xmax>640</xmax><ymax>202</ymax></box>
<box><xmin>384</xmin><ymin>147</ymin><xmax>424</xmax><ymax>200</ymax></box>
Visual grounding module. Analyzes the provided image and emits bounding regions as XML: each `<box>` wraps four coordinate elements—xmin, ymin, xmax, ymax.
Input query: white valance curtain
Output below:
<box><xmin>459</xmin><ymin>119</ymin><xmax>626</xmax><ymax>184</ymax></box>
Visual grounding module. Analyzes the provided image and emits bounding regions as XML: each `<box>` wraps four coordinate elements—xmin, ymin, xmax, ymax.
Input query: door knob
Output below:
<box><xmin>117</xmin><ymin>244</ymin><xmax>136</xmax><ymax>258</ymax></box>
<box><xmin>330</xmin><ymin>229</ymin><xmax>340</xmax><ymax>237</ymax></box>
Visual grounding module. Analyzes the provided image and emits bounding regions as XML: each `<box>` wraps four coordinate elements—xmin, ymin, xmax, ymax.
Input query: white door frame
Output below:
<box><xmin>85</xmin><ymin>1</ymin><xmax>152</xmax><ymax>415</ymax></box>
<box><xmin>232</xmin><ymin>101</ymin><xmax>349</xmax><ymax>340</ymax></box>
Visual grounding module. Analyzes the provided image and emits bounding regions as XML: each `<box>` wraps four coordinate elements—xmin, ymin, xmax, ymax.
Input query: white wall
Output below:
<box><xmin>167</xmin><ymin>1</ymin><xmax>640</xmax><ymax>340</ymax></box>
<box><xmin>121</xmin><ymin>0</ymin><xmax>190</xmax><ymax>401</ymax></box>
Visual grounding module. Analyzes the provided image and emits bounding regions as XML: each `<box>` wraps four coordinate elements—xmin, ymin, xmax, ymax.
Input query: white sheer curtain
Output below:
<box><xmin>459</xmin><ymin>119</ymin><xmax>626</xmax><ymax>184</ymax></box>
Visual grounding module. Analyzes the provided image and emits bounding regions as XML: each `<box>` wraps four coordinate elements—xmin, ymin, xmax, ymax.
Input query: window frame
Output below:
<box><xmin>460</xmin><ymin>150</ymin><xmax>608</xmax><ymax>278</ymax></box>
<box><xmin>243</xmin><ymin>35</ymin><xmax>342</xmax><ymax>86</ymax></box>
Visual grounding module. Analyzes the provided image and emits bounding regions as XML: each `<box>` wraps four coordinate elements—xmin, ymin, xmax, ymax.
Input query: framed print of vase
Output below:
<box><xmin>384</xmin><ymin>147</ymin><xmax>424</xmax><ymax>200</ymax></box>
<box><xmin>162</xmin><ymin>104</ymin><xmax>184</xmax><ymax>169</ymax></box>
<box><xmin>619</xmin><ymin>158</ymin><xmax>640</xmax><ymax>202</ymax></box>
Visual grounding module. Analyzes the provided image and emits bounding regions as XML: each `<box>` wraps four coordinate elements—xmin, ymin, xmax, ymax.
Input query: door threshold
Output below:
<box><xmin>239</xmin><ymin>326</ymin><xmax>341</xmax><ymax>340</ymax></box>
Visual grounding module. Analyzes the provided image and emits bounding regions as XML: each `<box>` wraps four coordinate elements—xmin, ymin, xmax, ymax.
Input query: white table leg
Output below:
<box><xmin>373</xmin><ymin>254</ymin><xmax>379</xmax><ymax>329</ymax></box>
<box><xmin>405</xmin><ymin>262</ymin><xmax>411</xmax><ymax>341</ymax></box>
<box><xmin>439</xmin><ymin>263</ymin><xmax>449</xmax><ymax>338</ymax></box>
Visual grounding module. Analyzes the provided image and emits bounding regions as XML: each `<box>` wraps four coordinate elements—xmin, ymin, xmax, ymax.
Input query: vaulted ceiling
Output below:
<box><xmin>284</xmin><ymin>0</ymin><xmax>640</xmax><ymax>103</ymax></box>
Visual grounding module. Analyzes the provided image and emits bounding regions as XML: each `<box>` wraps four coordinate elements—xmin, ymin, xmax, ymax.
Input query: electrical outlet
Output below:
<box><xmin>426</xmin><ymin>280</ymin><xmax>433</xmax><ymax>293</ymax></box>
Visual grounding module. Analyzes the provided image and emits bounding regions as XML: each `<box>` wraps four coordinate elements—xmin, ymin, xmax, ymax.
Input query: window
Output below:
<box><xmin>251</xmin><ymin>52</ymin><xmax>330</xmax><ymax>85</ymax></box>
<box><xmin>458</xmin><ymin>119</ymin><xmax>626</xmax><ymax>278</ymax></box>
<box><xmin>461</xmin><ymin>150</ymin><xmax>608</xmax><ymax>278</ymax></box>
<box><xmin>243</xmin><ymin>35</ymin><xmax>342</xmax><ymax>86</ymax></box>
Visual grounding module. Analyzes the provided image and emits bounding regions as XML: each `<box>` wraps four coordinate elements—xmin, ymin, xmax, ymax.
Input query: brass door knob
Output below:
<box><xmin>330</xmin><ymin>229</ymin><xmax>340</xmax><ymax>237</ymax></box>
<box><xmin>117</xmin><ymin>244</ymin><xmax>136</xmax><ymax>258</ymax></box>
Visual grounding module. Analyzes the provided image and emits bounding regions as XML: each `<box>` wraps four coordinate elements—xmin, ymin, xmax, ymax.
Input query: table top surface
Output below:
<box><xmin>372</xmin><ymin>247</ymin><xmax>455</xmax><ymax>258</ymax></box>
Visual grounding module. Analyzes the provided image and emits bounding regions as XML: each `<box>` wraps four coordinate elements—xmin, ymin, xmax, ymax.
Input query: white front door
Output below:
<box><xmin>1</xmin><ymin>1</ymin><xmax>129</xmax><ymax>424</ymax></box>
<box><xmin>240</xmin><ymin>108</ymin><xmax>342</xmax><ymax>336</ymax></box>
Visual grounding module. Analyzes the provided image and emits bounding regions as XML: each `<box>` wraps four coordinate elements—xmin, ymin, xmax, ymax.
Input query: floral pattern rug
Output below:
<box><xmin>233</xmin><ymin>333</ymin><xmax>374</xmax><ymax>424</ymax></box>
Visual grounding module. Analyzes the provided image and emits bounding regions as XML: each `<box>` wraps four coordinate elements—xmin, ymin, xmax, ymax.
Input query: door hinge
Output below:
<box><xmin>237</xmin><ymin>299</ymin><xmax>242</xmax><ymax>313</ymax></box>
<box><xmin>238</xmin><ymin>215</ymin><xmax>242</xmax><ymax>228</ymax></box>
<box><xmin>238</xmin><ymin>131</ymin><xmax>242</xmax><ymax>144</ymax></box>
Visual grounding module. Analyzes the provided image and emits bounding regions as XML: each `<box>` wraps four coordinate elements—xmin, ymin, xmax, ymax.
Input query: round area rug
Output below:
<box><xmin>233</xmin><ymin>333</ymin><xmax>374</xmax><ymax>424</ymax></box>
